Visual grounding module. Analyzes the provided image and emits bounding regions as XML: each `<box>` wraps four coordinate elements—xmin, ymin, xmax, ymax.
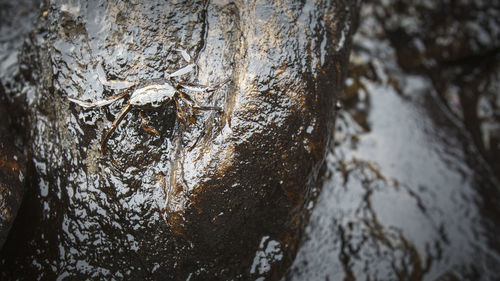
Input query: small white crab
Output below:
<box><xmin>68</xmin><ymin>49</ymin><xmax>226</xmax><ymax>154</ymax></box>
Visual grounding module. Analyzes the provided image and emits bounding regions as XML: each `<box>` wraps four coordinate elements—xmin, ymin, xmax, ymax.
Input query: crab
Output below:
<box><xmin>68</xmin><ymin>49</ymin><xmax>226</xmax><ymax>154</ymax></box>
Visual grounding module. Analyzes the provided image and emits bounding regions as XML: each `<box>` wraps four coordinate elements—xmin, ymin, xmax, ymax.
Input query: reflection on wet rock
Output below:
<box><xmin>285</xmin><ymin>2</ymin><xmax>500</xmax><ymax>280</ymax></box>
<box><xmin>0</xmin><ymin>0</ymin><xmax>359</xmax><ymax>280</ymax></box>
<box><xmin>0</xmin><ymin>84</ymin><xmax>26</xmax><ymax>249</ymax></box>
<box><xmin>376</xmin><ymin>0</ymin><xmax>500</xmax><ymax>178</ymax></box>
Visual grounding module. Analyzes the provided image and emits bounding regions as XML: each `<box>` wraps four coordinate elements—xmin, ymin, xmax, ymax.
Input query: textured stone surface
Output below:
<box><xmin>0</xmin><ymin>1</ymin><xmax>358</xmax><ymax>280</ymax></box>
<box><xmin>376</xmin><ymin>0</ymin><xmax>500</xmax><ymax>178</ymax></box>
<box><xmin>0</xmin><ymin>84</ymin><xmax>26</xmax><ymax>249</ymax></box>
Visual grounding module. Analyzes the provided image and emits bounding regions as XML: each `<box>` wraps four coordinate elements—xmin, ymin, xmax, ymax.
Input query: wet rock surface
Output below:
<box><xmin>0</xmin><ymin>0</ymin><xmax>358</xmax><ymax>280</ymax></box>
<box><xmin>0</xmin><ymin>0</ymin><xmax>34</xmax><ymax>253</ymax></box>
<box><xmin>3</xmin><ymin>0</ymin><xmax>499</xmax><ymax>280</ymax></box>
<box><xmin>376</xmin><ymin>0</ymin><xmax>500</xmax><ymax>67</ymax></box>
<box><xmin>0</xmin><ymin>84</ymin><xmax>26</xmax><ymax>249</ymax></box>
<box><xmin>376</xmin><ymin>0</ymin><xmax>500</xmax><ymax>177</ymax></box>
<box><xmin>285</xmin><ymin>1</ymin><xmax>500</xmax><ymax>280</ymax></box>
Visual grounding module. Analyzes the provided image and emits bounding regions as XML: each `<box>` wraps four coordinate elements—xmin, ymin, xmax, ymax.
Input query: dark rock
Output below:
<box><xmin>0</xmin><ymin>0</ymin><xmax>358</xmax><ymax>280</ymax></box>
<box><xmin>375</xmin><ymin>0</ymin><xmax>500</xmax><ymax>178</ymax></box>
<box><xmin>0</xmin><ymin>83</ymin><xmax>26</xmax><ymax>249</ymax></box>
<box><xmin>375</xmin><ymin>0</ymin><xmax>500</xmax><ymax>68</ymax></box>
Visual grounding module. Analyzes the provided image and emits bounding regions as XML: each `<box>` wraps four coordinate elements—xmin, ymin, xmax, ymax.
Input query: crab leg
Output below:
<box><xmin>101</xmin><ymin>103</ymin><xmax>133</xmax><ymax>154</ymax></box>
<box><xmin>165</xmin><ymin>64</ymin><xmax>195</xmax><ymax>79</ymax></box>
<box><xmin>192</xmin><ymin>105</ymin><xmax>222</xmax><ymax>111</ymax></box>
<box><xmin>177</xmin><ymin>79</ymin><xmax>230</xmax><ymax>93</ymax></box>
<box><xmin>165</xmin><ymin>49</ymin><xmax>196</xmax><ymax>79</ymax></box>
<box><xmin>68</xmin><ymin>91</ymin><xmax>129</xmax><ymax>108</ymax></box>
<box><xmin>174</xmin><ymin>79</ymin><xmax>229</xmax><ymax>112</ymax></box>
<box><xmin>97</xmin><ymin>63</ymin><xmax>138</xmax><ymax>90</ymax></box>
<box><xmin>174</xmin><ymin>97</ymin><xmax>189</xmax><ymax>127</ymax></box>
<box><xmin>178</xmin><ymin>91</ymin><xmax>222</xmax><ymax>112</ymax></box>
<box><xmin>175</xmin><ymin>49</ymin><xmax>192</xmax><ymax>62</ymax></box>
<box><xmin>139</xmin><ymin>111</ymin><xmax>159</xmax><ymax>135</ymax></box>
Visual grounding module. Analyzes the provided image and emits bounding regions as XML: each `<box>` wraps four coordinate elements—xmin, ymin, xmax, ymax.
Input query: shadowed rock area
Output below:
<box><xmin>0</xmin><ymin>83</ymin><xmax>26</xmax><ymax>249</ymax></box>
<box><xmin>0</xmin><ymin>0</ymin><xmax>36</xmax><ymax>251</ymax></box>
<box><xmin>285</xmin><ymin>1</ymin><xmax>500</xmax><ymax>280</ymax></box>
<box><xmin>0</xmin><ymin>0</ymin><xmax>358</xmax><ymax>280</ymax></box>
<box><xmin>376</xmin><ymin>0</ymin><xmax>500</xmax><ymax>178</ymax></box>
